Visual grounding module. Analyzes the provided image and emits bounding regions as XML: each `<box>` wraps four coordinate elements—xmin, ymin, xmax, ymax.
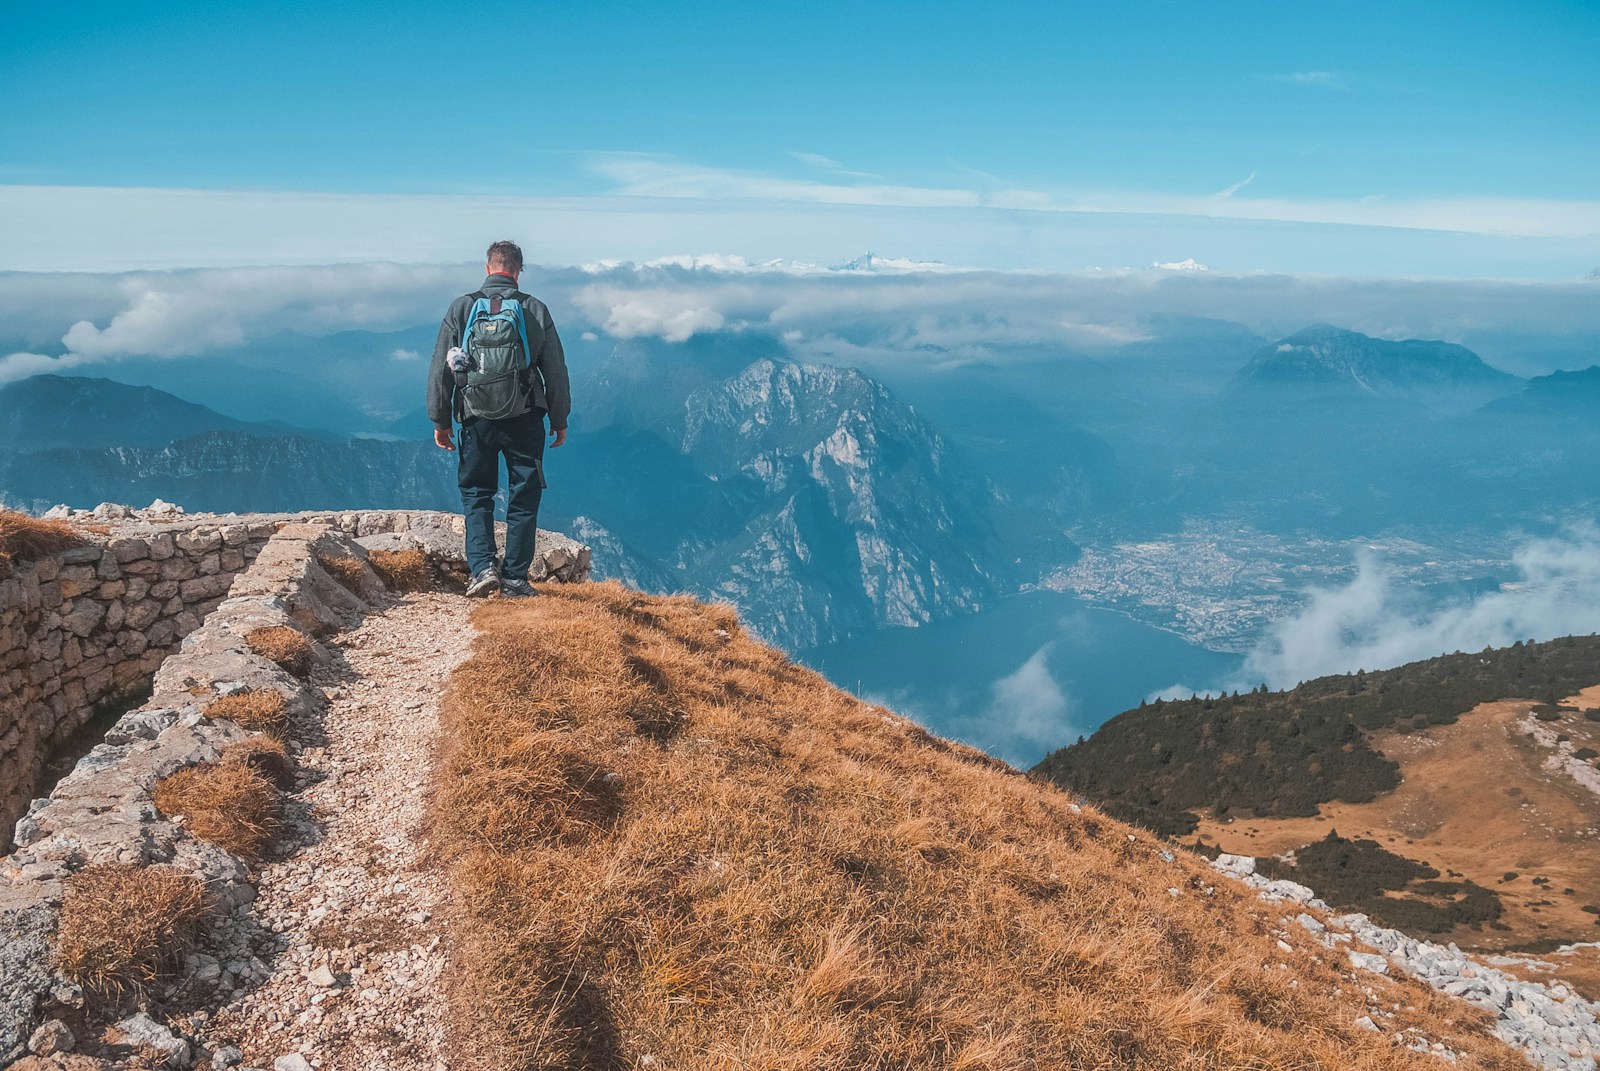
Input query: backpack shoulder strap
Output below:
<box><xmin>460</xmin><ymin>291</ymin><xmax>491</xmax><ymax>349</ymax></box>
<box><xmin>504</xmin><ymin>292</ymin><xmax>533</xmax><ymax>364</ymax></box>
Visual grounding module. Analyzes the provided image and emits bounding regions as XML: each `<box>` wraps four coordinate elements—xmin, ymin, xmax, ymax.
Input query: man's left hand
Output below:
<box><xmin>550</xmin><ymin>427</ymin><xmax>567</xmax><ymax>448</ymax></box>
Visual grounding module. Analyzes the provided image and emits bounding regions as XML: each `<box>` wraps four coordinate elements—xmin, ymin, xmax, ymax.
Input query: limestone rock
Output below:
<box><xmin>27</xmin><ymin>1019</ymin><xmax>74</xmax><ymax>1055</ymax></box>
<box><xmin>1212</xmin><ymin>853</ymin><xmax>1256</xmax><ymax>878</ymax></box>
<box><xmin>111</xmin><ymin>1013</ymin><xmax>190</xmax><ymax>1068</ymax></box>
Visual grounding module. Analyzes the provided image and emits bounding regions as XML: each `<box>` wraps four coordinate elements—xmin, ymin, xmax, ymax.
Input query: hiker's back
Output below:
<box><xmin>458</xmin><ymin>290</ymin><xmax>532</xmax><ymax>421</ymax></box>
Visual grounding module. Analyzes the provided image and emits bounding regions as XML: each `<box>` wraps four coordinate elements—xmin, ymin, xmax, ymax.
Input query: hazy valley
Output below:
<box><xmin>9</xmin><ymin>285</ymin><xmax>1600</xmax><ymax>765</ymax></box>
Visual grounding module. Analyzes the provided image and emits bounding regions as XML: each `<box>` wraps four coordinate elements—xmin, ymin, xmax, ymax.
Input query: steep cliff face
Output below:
<box><xmin>679</xmin><ymin>359</ymin><xmax>993</xmax><ymax>646</ymax></box>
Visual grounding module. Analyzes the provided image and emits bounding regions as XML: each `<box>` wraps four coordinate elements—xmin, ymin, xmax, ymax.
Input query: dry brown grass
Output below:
<box><xmin>0</xmin><ymin>510</ymin><xmax>86</xmax><ymax>565</ymax></box>
<box><xmin>152</xmin><ymin>761</ymin><xmax>281</xmax><ymax>860</ymax></box>
<box><xmin>245</xmin><ymin>625</ymin><xmax>314</xmax><ymax>677</ymax></box>
<box><xmin>368</xmin><ymin>548</ymin><xmax>432</xmax><ymax>592</ymax></box>
<box><xmin>220</xmin><ymin>736</ymin><xmax>296</xmax><ymax>791</ymax></box>
<box><xmin>431</xmin><ymin>582</ymin><xmax>1527</xmax><ymax>1071</ymax></box>
<box><xmin>55</xmin><ymin>864</ymin><xmax>211</xmax><ymax>1003</ymax></box>
<box><xmin>315</xmin><ymin>551</ymin><xmax>369</xmax><ymax>596</ymax></box>
<box><xmin>203</xmin><ymin>689</ymin><xmax>292</xmax><ymax>737</ymax></box>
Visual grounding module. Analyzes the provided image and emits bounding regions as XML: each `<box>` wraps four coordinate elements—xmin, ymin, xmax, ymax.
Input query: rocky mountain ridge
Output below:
<box><xmin>2</xmin><ymin>349</ymin><xmax>1000</xmax><ymax>649</ymax></box>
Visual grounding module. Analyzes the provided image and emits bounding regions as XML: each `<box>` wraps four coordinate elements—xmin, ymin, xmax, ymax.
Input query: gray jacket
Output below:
<box><xmin>426</xmin><ymin>274</ymin><xmax>571</xmax><ymax>431</ymax></box>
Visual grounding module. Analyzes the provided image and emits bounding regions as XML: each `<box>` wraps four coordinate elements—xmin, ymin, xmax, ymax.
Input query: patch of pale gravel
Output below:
<box><xmin>195</xmin><ymin>591</ymin><xmax>474</xmax><ymax>1071</ymax></box>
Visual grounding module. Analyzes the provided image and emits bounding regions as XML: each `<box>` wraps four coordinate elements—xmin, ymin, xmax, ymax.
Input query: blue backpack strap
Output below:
<box><xmin>459</xmin><ymin>291</ymin><xmax>490</xmax><ymax>350</ymax></box>
<box><xmin>506</xmin><ymin>291</ymin><xmax>533</xmax><ymax>365</ymax></box>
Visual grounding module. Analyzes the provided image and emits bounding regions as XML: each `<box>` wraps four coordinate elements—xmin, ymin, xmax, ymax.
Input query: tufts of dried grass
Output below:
<box><xmin>54</xmin><ymin>864</ymin><xmax>211</xmax><ymax>1003</ymax></box>
<box><xmin>314</xmin><ymin>551</ymin><xmax>369</xmax><ymax>596</ymax></box>
<box><xmin>152</xmin><ymin>761</ymin><xmax>281</xmax><ymax>860</ymax></box>
<box><xmin>430</xmin><ymin>581</ymin><xmax>1528</xmax><ymax>1071</ymax></box>
<box><xmin>369</xmin><ymin>548</ymin><xmax>431</xmax><ymax>592</ymax></box>
<box><xmin>220</xmin><ymin>736</ymin><xmax>296</xmax><ymax>791</ymax></box>
<box><xmin>246</xmin><ymin>625</ymin><xmax>314</xmax><ymax>677</ymax></box>
<box><xmin>203</xmin><ymin>689</ymin><xmax>292</xmax><ymax>737</ymax></box>
<box><xmin>0</xmin><ymin>510</ymin><xmax>86</xmax><ymax>565</ymax></box>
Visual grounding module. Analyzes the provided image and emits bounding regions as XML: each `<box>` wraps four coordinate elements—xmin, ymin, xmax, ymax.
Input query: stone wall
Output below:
<box><xmin>0</xmin><ymin>508</ymin><xmax>592</xmax><ymax>847</ymax></box>
<box><xmin>0</xmin><ymin>520</ymin><xmax>278</xmax><ymax>841</ymax></box>
<box><xmin>0</xmin><ymin>509</ymin><xmax>589</xmax><ymax>1062</ymax></box>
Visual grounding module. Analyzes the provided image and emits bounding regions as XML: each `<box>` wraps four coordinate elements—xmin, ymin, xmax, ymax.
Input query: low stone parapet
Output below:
<box><xmin>0</xmin><ymin>507</ymin><xmax>590</xmax><ymax>843</ymax></box>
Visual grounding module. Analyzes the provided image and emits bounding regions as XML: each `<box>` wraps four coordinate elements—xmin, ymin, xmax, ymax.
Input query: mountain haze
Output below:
<box><xmin>0</xmin><ymin>375</ymin><xmax>319</xmax><ymax>450</ymax></box>
<box><xmin>1481</xmin><ymin>364</ymin><xmax>1600</xmax><ymax>418</ymax></box>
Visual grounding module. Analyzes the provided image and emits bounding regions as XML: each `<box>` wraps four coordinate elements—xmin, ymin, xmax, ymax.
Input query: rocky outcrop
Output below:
<box><xmin>1213</xmin><ymin>853</ymin><xmax>1600</xmax><ymax>1071</ymax></box>
<box><xmin>0</xmin><ymin>509</ymin><xmax>588</xmax><ymax>1064</ymax></box>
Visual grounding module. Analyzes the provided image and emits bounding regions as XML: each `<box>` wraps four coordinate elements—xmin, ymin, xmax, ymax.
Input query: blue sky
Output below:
<box><xmin>2</xmin><ymin>0</ymin><xmax>1597</xmax><ymax>276</ymax></box>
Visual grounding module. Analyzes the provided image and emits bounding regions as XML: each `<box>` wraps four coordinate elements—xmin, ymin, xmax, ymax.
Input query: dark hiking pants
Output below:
<box><xmin>457</xmin><ymin>411</ymin><xmax>545</xmax><ymax>582</ymax></box>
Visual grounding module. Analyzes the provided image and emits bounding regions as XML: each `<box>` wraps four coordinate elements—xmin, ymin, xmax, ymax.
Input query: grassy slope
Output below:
<box><xmin>430</xmin><ymin>583</ymin><xmax>1523</xmax><ymax>1070</ymax></box>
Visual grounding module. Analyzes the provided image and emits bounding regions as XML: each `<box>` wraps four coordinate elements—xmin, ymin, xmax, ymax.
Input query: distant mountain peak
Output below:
<box><xmin>1232</xmin><ymin>324</ymin><xmax>1521</xmax><ymax>411</ymax></box>
<box><xmin>829</xmin><ymin>251</ymin><xmax>951</xmax><ymax>273</ymax></box>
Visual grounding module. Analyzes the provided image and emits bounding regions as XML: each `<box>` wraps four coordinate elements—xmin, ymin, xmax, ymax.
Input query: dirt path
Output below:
<box><xmin>195</xmin><ymin>591</ymin><xmax>473</xmax><ymax>1071</ymax></box>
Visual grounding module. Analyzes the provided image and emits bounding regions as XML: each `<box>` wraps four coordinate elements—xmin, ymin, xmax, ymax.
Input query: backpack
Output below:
<box><xmin>457</xmin><ymin>291</ymin><xmax>532</xmax><ymax>421</ymax></box>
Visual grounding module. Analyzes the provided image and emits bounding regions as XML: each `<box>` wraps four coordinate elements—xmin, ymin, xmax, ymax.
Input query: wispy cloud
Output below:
<box><xmin>984</xmin><ymin>644</ymin><xmax>1081</xmax><ymax>752</ymax></box>
<box><xmin>789</xmin><ymin>151</ymin><xmax>842</xmax><ymax>169</ymax></box>
<box><xmin>787</xmin><ymin>150</ymin><xmax>881</xmax><ymax>179</ymax></box>
<box><xmin>582</xmin><ymin>155</ymin><xmax>1600</xmax><ymax>239</ymax></box>
<box><xmin>1269</xmin><ymin>70</ymin><xmax>1350</xmax><ymax>90</ymax></box>
<box><xmin>589</xmin><ymin>152</ymin><xmax>1028</xmax><ymax>210</ymax></box>
<box><xmin>1211</xmin><ymin>171</ymin><xmax>1258</xmax><ymax>199</ymax></box>
<box><xmin>1237</xmin><ymin>526</ymin><xmax>1600</xmax><ymax>689</ymax></box>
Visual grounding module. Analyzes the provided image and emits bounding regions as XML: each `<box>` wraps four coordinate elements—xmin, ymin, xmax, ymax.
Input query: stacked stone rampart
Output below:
<box><xmin>0</xmin><ymin>520</ymin><xmax>277</xmax><ymax>840</ymax></box>
<box><xmin>0</xmin><ymin>508</ymin><xmax>592</xmax><ymax>847</ymax></box>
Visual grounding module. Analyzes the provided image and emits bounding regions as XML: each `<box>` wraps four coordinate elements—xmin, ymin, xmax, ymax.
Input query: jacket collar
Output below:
<box><xmin>481</xmin><ymin>273</ymin><xmax>520</xmax><ymax>292</ymax></box>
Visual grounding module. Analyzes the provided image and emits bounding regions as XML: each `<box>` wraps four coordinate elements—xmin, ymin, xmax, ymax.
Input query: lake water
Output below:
<box><xmin>799</xmin><ymin>590</ymin><xmax>1242</xmax><ymax>768</ymax></box>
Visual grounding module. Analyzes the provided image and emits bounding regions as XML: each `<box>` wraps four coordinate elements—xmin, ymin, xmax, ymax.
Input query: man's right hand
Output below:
<box><xmin>433</xmin><ymin>427</ymin><xmax>455</xmax><ymax>451</ymax></box>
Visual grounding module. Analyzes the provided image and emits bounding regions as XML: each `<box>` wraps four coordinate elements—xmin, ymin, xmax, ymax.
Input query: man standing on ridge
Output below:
<box><xmin>427</xmin><ymin>240</ymin><xmax>570</xmax><ymax>598</ymax></box>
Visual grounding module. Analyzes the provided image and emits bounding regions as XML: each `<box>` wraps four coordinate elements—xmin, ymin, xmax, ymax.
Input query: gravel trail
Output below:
<box><xmin>196</xmin><ymin>591</ymin><xmax>473</xmax><ymax>1071</ymax></box>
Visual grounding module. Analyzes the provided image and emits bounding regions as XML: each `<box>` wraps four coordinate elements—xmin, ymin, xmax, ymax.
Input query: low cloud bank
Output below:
<box><xmin>6</xmin><ymin>260</ymin><xmax>1600</xmax><ymax>384</ymax></box>
<box><xmin>1239</xmin><ymin>526</ymin><xmax>1600</xmax><ymax>690</ymax></box>
<box><xmin>0</xmin><ymin>264</ymin><xmax>465</xmax><ymax>382</ymax></box>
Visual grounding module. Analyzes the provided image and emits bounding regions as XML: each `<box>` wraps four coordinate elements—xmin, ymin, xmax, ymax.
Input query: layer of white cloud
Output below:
<box><xmin>0</xmin><ymin>263</ymin><xmax>463</xmax><ymax>382</ymax></box>
<box><xmin>6</xmin><ymin>260</ymin><xmax>1600</xmax><ymax>382</ymax></box>
<box><xmin>1238</xmin><ymin>527</ymin><xmax>1600</xmax><ymax>689</ymax></box>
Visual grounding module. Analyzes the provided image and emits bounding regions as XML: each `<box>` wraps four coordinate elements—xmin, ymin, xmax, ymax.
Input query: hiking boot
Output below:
<box><xmin>499</xmin><ymin>578</ymin><xmax>537</xmax><ymax>599</ymax></box>
<box><xmin>465</xmin><ymin>567</ymin><xmax>500</xmax><ymax>598</ymax></box>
